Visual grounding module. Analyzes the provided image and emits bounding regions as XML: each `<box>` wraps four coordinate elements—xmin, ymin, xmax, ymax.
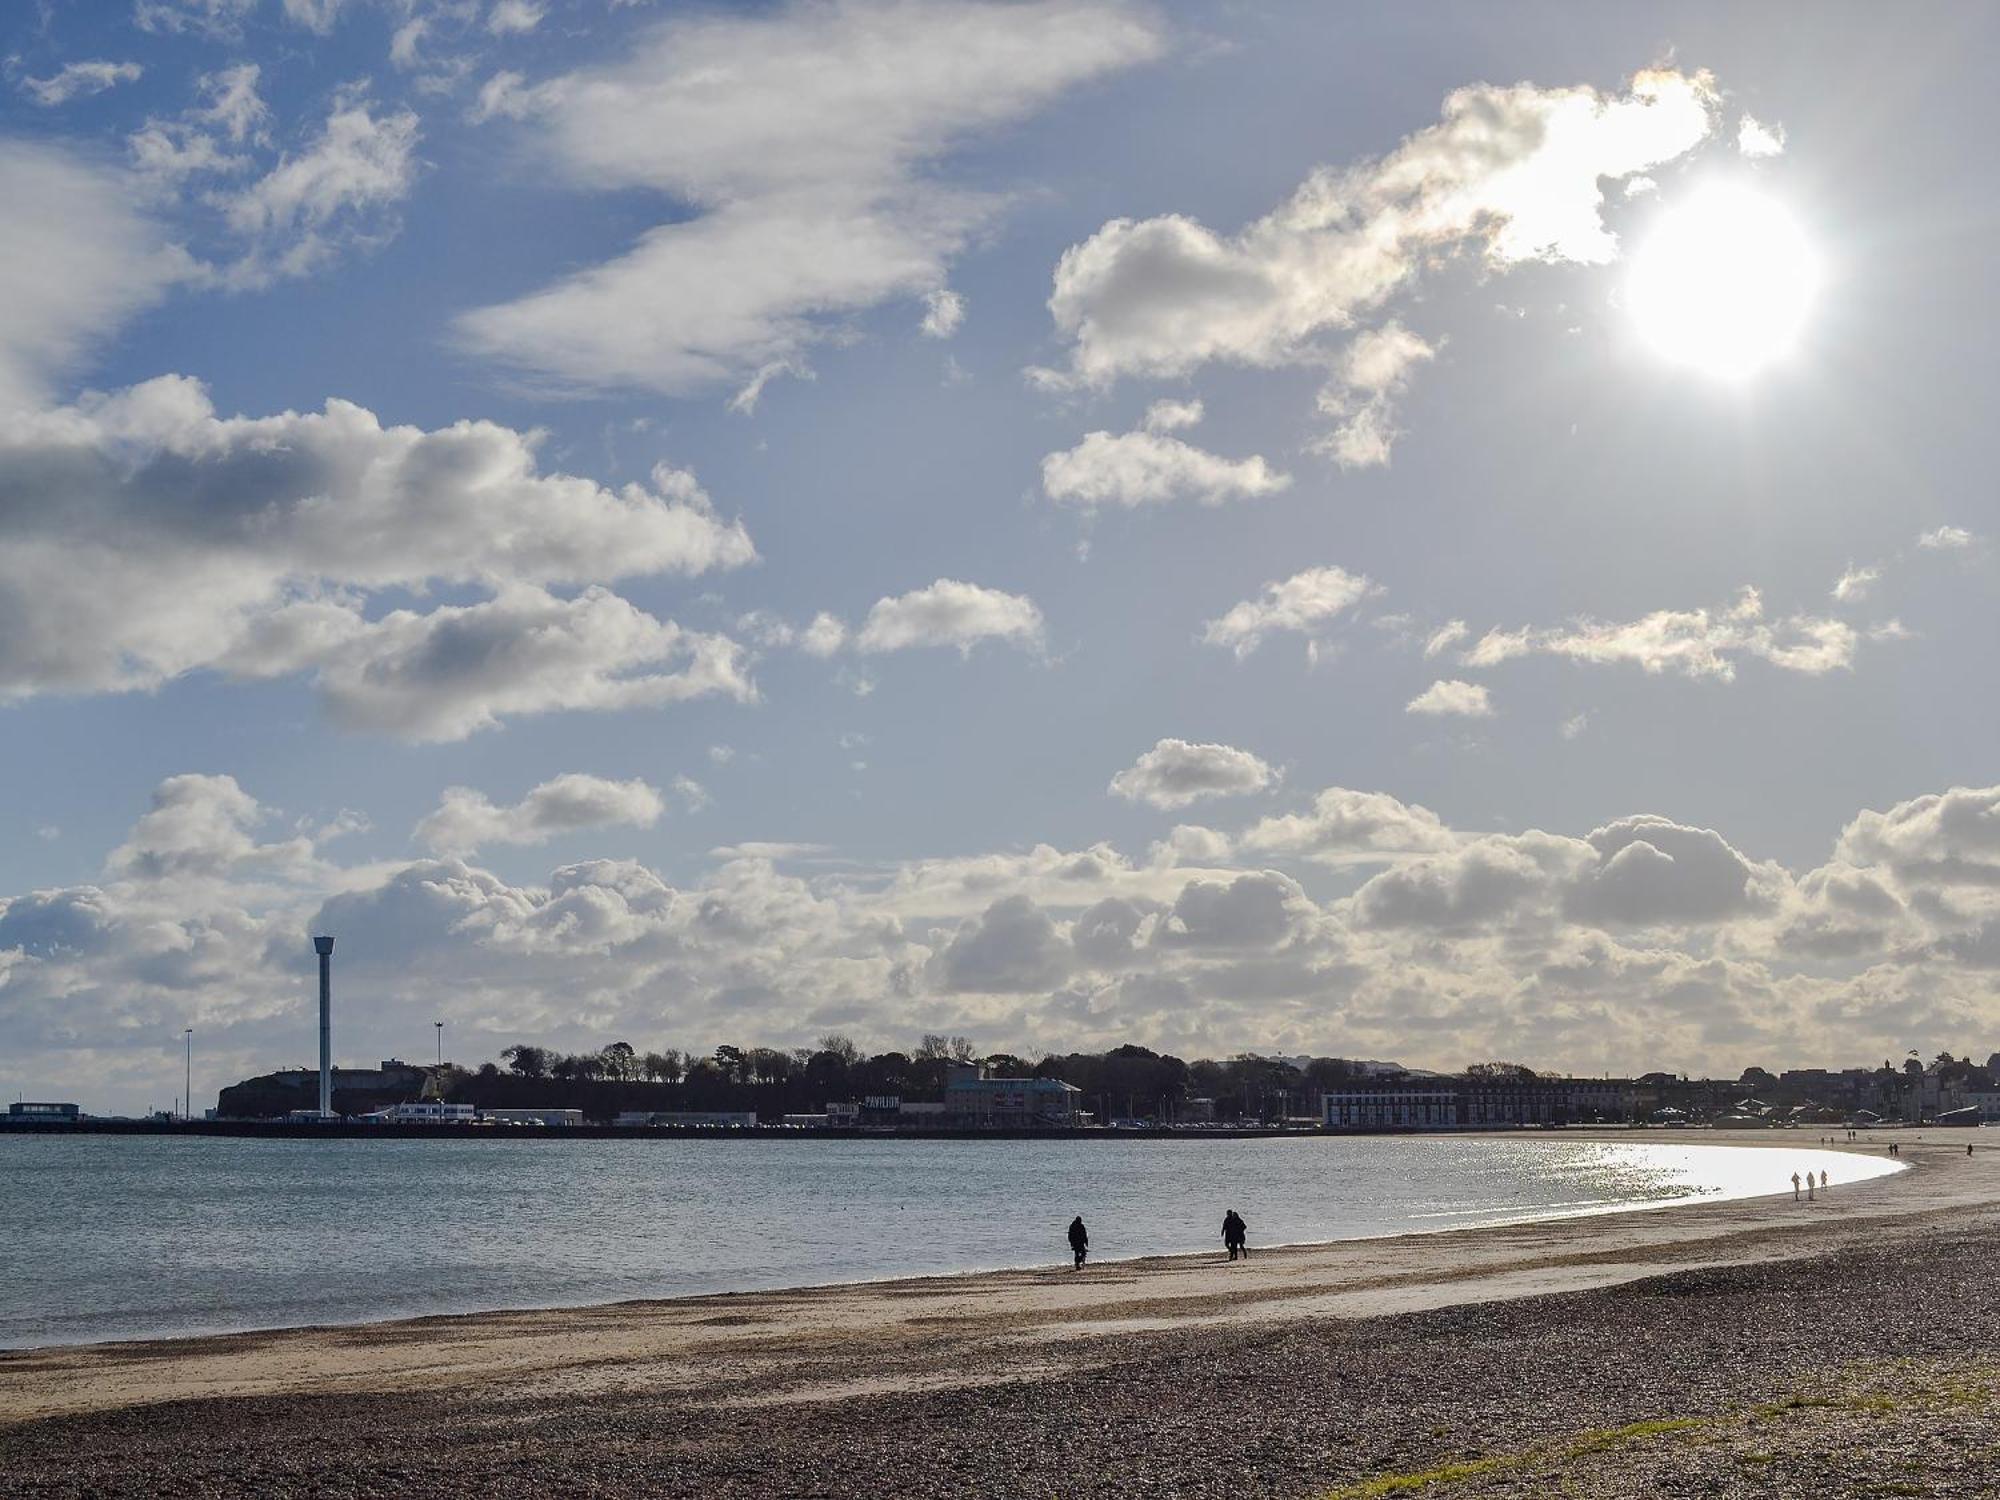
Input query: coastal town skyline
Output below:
<box><xmin>4</xmin><ymin>1</ymin><xmax>1999</xmax><ymax>1116</ymax></box>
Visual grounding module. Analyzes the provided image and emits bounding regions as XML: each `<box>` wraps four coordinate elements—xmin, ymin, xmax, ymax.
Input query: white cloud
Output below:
<box><xmin>1142</xmin><ymin>397</ymin><xmax>1203</xmax><ymax>432</ymax></box>
<box><xmin>0</xmin><ymin>376</ymin><xmax>755</xmax><ymax>733</ymax></box>
<box><xmin>487</xmin><ymin>0</ymin><xmax>545</xmax><ymax>35</ymax></box>
<box><xmin>1736</xmin><ymin>114</ymin><xmax>1785</xmax><ymax>158</ymax></box>
<box><xmin>281</xmin><ymin>0</ymin><xmax>353</xmax><ymax>33</ymax></box>
<box><xmin>127</xmin><ymin>65</ymin><xmax>272</xmax><ymax>183</ymax></box>
<box><xmin>1314</xmin><ymin>322</ymin><xmax>1435</xmax><ymax>468</ymax></box>
<box><xmin>856</xmin><ymin>579</ymin><xmax>1045</xmax><ymax>655</ymax></box>
<box><xmin>1917</xmin><ymin>525</ymin><xmax>1976</xmax><ymax>550</ymax></box>
<box><xmin>416</xmin><ymin>774</ymin><xmax>667</xmax><ymax>855</ymax></box>
<box><xmin>1831</xmin><ymin>564</ymin><xmax>1880</xmax><ymax>603</ymax></box>
<box><xmin>919</xmin><ymin>288</ymin><xmax>966</xmax><ymax>339</ymax></box>
<box><xmin>134</xmin><ymin>0</ymin><xmax>257</xmax><ymax>37</ymax></box>
<box><xmin>800</xmin><ymin>611</ymin><xmax>850</xmax><ymax>658</ymax></box>
<box><xmin>21</xmin><ymin>61</ymin><xmax>144</xmax><ymax>107</ymax></box>
<box><xmin>0</xmin><ymin>142</ymin><xmax>189</xmax><ymax>411</ymax></box>
<box><xmin>456</xmin><ymin>0</ymin><xmax>1165</xmax><ymax>396</ymax></box>
<box><xmin>1201</xmin><ymin>565</ymin><xmax>1379</xmax><ymax>658</ymax></box>
<box><xmin>390</xmin><ymin>18</ymin><xmax>429</xmax><ymax>68</ymax></box>
<box><xmin>19</xmin><ymin>773</ymin><xmax>2000</xmax><ymax>1111</ymax></box>
<box><xmin>1560</xmin><ymin>711</ymin><xmax>1590</xmax><ymax>740</ymax></box>
<box><xmin>1463</xmin><ymin>587</ymin><xmax>1858</xmax><ymax>680</ymax></box>
<box><xmin>218</xmin><ymin>94</ymin><xmax>421</xmax><ymax>285</ymax></box>
<box><xmin>1041</xmin><ymin>68</ymin><xmax>1716</xmax><ymax>392</ymax></box>
<box><xmin>1423</xmin><ymin>619</ymin><xmax>1468</xmax><ymax>658</ymax></box>
<box><xmin>286</xmin><ymin>585</ymin><xmax>755</xmax><ymax>742</ymax></box>
<box><xmin>1406</xmin><ymin>678</ymin><xmax>1493</xmax><ymax>717</ymax></box>
<box><xmin>1240</xmin><ymin>786</ymin><xmax>1456</xmax><ymax>865</ymax></box>
<box><xmin>1040</xmin><ymin>402</ymin><xmax>1291</xmax><ymax>509</ymax></box>
<box><xmin>1109</xmin><ymin>739</ymin><xmax>1277</xmax><ymax>810</ymax></box>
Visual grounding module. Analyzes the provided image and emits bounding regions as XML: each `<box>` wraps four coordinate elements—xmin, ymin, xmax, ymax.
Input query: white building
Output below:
<box><xmin>386</xmin><ymin>1101</ymin><xmax>477</xmax><ymax>1123</ymax></box>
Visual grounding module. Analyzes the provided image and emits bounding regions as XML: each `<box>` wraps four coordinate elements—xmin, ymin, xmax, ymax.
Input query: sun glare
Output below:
<box><xmin>1627</xmin><ymin>183</ymin><xmax>1821</xmax><ymax>381</ymax></box>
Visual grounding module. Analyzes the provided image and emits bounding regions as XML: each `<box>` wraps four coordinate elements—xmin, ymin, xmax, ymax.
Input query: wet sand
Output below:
<box><xmin>3</xmin><ymin>1131</ymin><xmax>1991</xmax><ymax>1498</ymax></box>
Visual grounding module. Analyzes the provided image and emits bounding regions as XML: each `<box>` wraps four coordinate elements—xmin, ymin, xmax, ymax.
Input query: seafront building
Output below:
<box><xmin>1323</xmin><ymin>1089</ymin><xmax>1460</xmax><ymax>1130</ymax></box>
<box><xmin>1324</xmin><ymin>1078</ymin><xmax>1637</xmax><ymax>1132</ymax></box>
<box><xmin>941</xmin><ymin>1061</ymin><xmax>1084</xmax><ymax>1126</ymax></box>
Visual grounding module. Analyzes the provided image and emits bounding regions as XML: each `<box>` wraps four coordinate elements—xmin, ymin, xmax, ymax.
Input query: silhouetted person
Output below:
<box><xmin>1791</xmin><ymin>1170</ymin><xmax>1801</xmax><ymax>1201</ymax></box>
<box><xmin>1068</xmin><ymin>1215</ymin><xmax>1088</xmax><ymax>1269</ymax></box>
<box><xmin>1222</xmin><ymin>1208</ymin><xmax>1248</xmax><ymax>1261</ymax></box>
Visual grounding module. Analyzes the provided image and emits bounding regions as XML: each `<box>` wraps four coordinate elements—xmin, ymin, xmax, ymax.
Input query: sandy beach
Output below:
<box><xmin>5</xmin><ymin>1132</ymin><xmax>1996</xmax><ymax>1497</ymax></box>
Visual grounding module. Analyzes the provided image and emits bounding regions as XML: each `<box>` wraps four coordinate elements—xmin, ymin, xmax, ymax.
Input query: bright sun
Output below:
<box><xmin>1627</xmin><ymin>184</ymin><xmax>1821</xmax><ymax>381</ymax></box>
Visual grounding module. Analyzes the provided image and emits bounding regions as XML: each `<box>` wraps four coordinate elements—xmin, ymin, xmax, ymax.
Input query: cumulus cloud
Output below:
<box><xmin>1201</xmin><ymin>565</ymin><xmax>1379</xmax><ymax>658</ymax></box>
<box><xmin>21</xmin><ymin>61</ymin><xmax>144</xmax><ymax>106</ymax></box>
<box><xmin>1424</xmin><ymin>620</ymin><xmax>1468</xmax><ymax>658</ymax></box>
<box><xmin>1917</xmin><ymin>526</ymin><xmax>1975</xmax><ymax>550</ymax></box>
<box><xmin>919</xmin><ymin>288</ymin><xmax>966</xmax><ymax>338</ymax></box>
<box><xmin>1037</xmin><ymin>67</ymin><xmax>1716</xmax><ymax>451</ymax></box>
<box><xmin>0</xmin><ymin>375</ymin><xmax>755</xmax><ymax>735</ymax></box>
<box><xmin>856</xmin><ymin>579</ymin><xmax>1045</xmax><ymax>655</ymax></box>
<box><xmin>1041</xmin><ymin>400</ymin><xmax>1292</xmax><ymax>509</ymax></box>
<box><xmin>16</xmin><ymin>774</ymin><xmax>2000</xmax><ymax>1110</ymax></box>
<box><xmin>1109</xmin><ymin>739</ymin><xmax>1277</xmax><ymax>810</ymax></box>
<box><xmin>217</xmin><ymin>94</ymin><xmax>421</xmax><ymax>285</ymax></box>
<box><xmin>1463</xmin><ymin>587</ymin><xmax>1857</xmax><ymax>680</ymax></box>
<box><xmin>416</xmin><ymin>774</ymin><xmax>667</xmax><ymax>855</ymax></box>
<box><xmin>1736</xmin><ymin>115</ymin><xmax>1785</xmax><ymax>158</ymax></box>
<box><xmin>1406</xmin><ymin>679</ymin><xmax>1493</xmax><ymax>717</ymax></box>
<box><xmin>1314</xmin><ymin>322</ymin><xmax>1435</xmax><ymax>468</ymax></box>
<box><xmin>930</xmin><ymin>893</ymin><xmax>1073</xmax><ymax>993</ymax></box>
<box><xmin>487</xmin><ymin>0</ymin><xmax>544</xmax><ymax>35</ymax></box>
<box><xmin>1240</xmin><ymin>786</ymin><xmax>1456</xmax><ymax>865</ymax></box>
<box><xmin>456</xmin><ymin>0</ymin><xmax>1165</xmax><ymax>396</ymax></box>
<box><xmin>302</xmin><ymin>585</ymin><xmax>755</xmax><ymax>742</ymax></box>
<box><xmin>1831</xmin><ymin>564</ymin><xmax>1879</xmax><ymax>603</ymax></box>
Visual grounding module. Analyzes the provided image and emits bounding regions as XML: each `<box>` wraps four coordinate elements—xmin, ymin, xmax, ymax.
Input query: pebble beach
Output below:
<box><xmin>4</xmin><ymin>1133</ymin><xmax>1992</xmax><ymax>1499</ymax></box>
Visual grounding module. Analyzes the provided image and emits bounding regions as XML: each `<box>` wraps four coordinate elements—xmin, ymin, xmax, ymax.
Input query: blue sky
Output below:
<box><xmin>2</xmin><ymin>0</ymin><xmax>1997</xmax><ymax>1113</ymax></box>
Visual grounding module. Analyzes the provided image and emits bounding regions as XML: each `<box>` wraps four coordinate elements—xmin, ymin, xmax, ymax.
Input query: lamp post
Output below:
<box><xmin>435</xmin><ymin>1020</ymin><xmax>444</xmax><ymax>1118</ymax></box>
<box><xmin>183</xmin><ymin>1028</ymin><xmax>193</xmax><ymax>1123</ymax></box>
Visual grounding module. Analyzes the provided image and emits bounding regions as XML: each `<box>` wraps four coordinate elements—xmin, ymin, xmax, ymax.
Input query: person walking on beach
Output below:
<box><xmin>1820</xmin><ymin>1169</ymin><xmax>1830</xmax><ymax>1191</ymax></box>
<box><xmin>1791</xmin><ymin>1170</ymin><xmax>1802</xmax><ymax>1201</ymax></box>
<box><xmin>1805</xmin><ymin>1170</ymin><xmax>1816</xmax><ymax>1202</ymax></box>
<box><xmin>1222</xmin><ymin>1209</ymin><xmax>1248</xmax><ymax>1261</ymax></box>
<box><xmin>1067</xmin><ymin>1215</ymin><xmax>1089</xmax><ymax>1270</ymax></box>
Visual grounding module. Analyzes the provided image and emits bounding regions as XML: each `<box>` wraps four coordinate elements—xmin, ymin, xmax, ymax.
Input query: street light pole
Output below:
<box><xmin>435</xmin><ymin>1020</ymin><xmax>444</xmax><ymax>1118</ymax></box>
<box><xmin>183</xmin><ymin>1028</ymin><xmax>193</xmax><ymax>1122</ymax></box>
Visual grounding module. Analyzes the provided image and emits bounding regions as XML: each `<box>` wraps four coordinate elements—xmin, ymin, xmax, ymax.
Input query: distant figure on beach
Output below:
<box><xmin>1791</xmin><ymin>1171</ymin><xmax>1802</xmax><ymax>1200</ymax></box>
<box><xmin>1222</xmin><ymin>1209</ymin><xmax>1248</xmax><ymax>1261</ymax></box>
<box><xmin>1820</xmin><ymin>1169</ymin><xmax>1830</xmax><ymax>1190</ymax></box>
<box><xmin>1805</xmin><ymin>1171</ymin><xmax>1816</xmax><ymax>1201</ymax></box>
<box><xmin>1067</xmin><ymin>1215</ymin><xmax>1088</xmax><ymax>1269</ymax></box>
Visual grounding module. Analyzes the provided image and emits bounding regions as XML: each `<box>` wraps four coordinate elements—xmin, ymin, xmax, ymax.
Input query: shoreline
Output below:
<box><xmin>0</xmin><ymin>1131</ymin><xmax>1968</xmax><ymax>1430</ymax></box>
<box><xmin>1</xmin><ymin>1133</ymin><xmax>1901</xmax><ymax>1361</ymax></box>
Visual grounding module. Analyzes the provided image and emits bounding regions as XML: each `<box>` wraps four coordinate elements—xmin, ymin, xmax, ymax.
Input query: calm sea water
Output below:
<box><xmin>0</xmin><ymin>1133</ymin><xmax>1899</xmax><ymax>1350</ymax></box>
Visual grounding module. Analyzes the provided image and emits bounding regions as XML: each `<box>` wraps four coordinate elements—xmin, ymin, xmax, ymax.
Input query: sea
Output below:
<box><xmin>0</xmin><ymin>1132</ymin><xmax>1900</xmax><ymax>1350</ymax></box>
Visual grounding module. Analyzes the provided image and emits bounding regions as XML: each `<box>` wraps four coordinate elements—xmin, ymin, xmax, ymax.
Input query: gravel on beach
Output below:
<box><xmin>7</xmin><ymin>1207</ymin><xmax>2000</xmax><ymax>1500</ymax></box>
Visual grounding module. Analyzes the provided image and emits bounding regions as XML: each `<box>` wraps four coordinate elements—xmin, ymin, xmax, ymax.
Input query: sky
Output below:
<box><xmin>2</xmin><ymin>0</ymin><xmax>1997</xmax><ymax>1115</ymax></box>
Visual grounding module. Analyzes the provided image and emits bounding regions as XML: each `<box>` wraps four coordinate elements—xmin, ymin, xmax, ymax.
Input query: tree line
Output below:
<box><xmin>437</xmin><ymin>1034</ymin><xmax>1441</xmax><ymax>1122</ymax></box>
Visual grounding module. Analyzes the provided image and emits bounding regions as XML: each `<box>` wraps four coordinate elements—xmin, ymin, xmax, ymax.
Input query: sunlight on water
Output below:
<box><xmin>0</xmin><ymin>1134</ymin><xmax>1903</xmax><ymax>1349</ymax></box>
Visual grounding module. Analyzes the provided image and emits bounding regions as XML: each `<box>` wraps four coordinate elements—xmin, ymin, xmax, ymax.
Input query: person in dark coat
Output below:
<box><xmin>1067</xmin><ymin>1215</ymin><xmax>1089</xmax><ymax>1269</ymax></box>
<box><xmin>1222</xmin><ymin>1208</ymin><xmax>1247</xmax><ymax>1261</ymax></box>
